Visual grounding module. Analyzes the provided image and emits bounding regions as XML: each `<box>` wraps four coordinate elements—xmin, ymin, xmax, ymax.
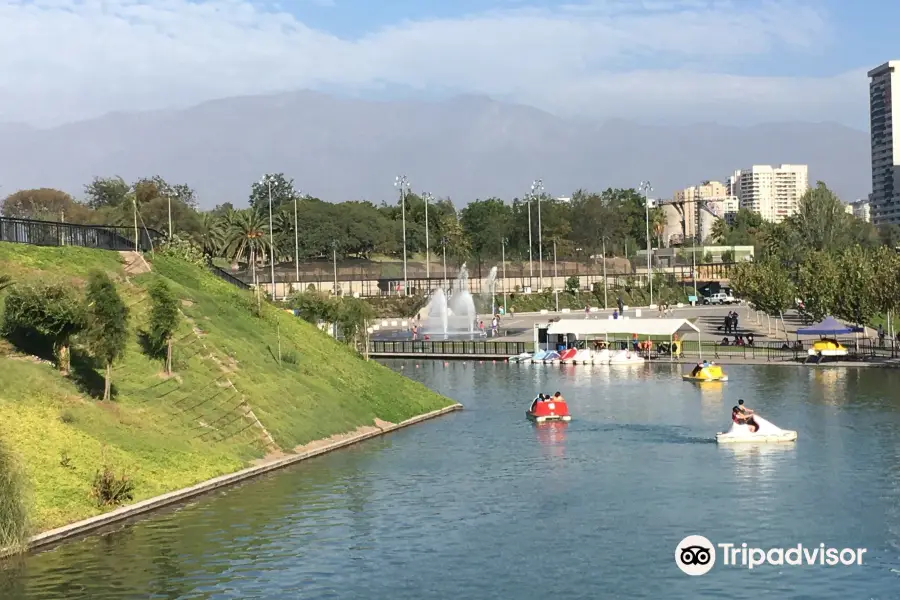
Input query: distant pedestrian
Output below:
<box><xmin>878</xmin><ymin>324</ymin><xmax>885</xmax><ymax>347</ymax></box>
<box><xmin>723</xmin><ymin>315</ymin><xmax>731</xmax><ymax>335</ymax></box>
<box><xmin>613</xmin><ymin>309</ymin><xmax>619</xmax><ymax>320</ymax></box>
<box><xmin>617</xmin><ymin>297</ymin><xmax>624</xmax><ymax>314</ymax></box>
<box><xmin>491</xmin><ymin>317</ymin><xmax>498</xmax><ymax>337</ymax></box>
<box><xmin>585</xmin><ymin>305</ymin><xmax>590</xmax><ymax>319</ymax></box>
<box><xmin>732</xmin><ymin>312</ymin><xmax>739</xmax><ymax>332</ymax></box>
<box><xmin>412</xmin><ymin>325</ymin><xmax>418</xmax><ymax>340</ymax></box>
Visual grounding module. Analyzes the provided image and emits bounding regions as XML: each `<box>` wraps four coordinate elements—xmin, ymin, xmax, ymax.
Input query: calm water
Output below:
<box><xmin>2</xmin><ymin>361</ymin><xmax>900</xmax><ymax>599</ymax></box>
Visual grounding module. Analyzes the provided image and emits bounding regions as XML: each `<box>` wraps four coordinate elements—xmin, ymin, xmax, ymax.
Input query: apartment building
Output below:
<box><xmin>847</xmin><ymin>199</ymin><xmax>872</xmax><ymax>222</ymax></box>
<box><xmin>671</xmin><ymin>180</ymin><xmax>738</xmax><ymax>242</ymax></box>
<box><xmin>729</xmin><ymin>164</ymin><xmax>809</xmax><ymax>223</ymax></box>
<box><xmin>868</xmin><ymin>61</ymin><xmax>900</xmax><ymax>225</ymax></box>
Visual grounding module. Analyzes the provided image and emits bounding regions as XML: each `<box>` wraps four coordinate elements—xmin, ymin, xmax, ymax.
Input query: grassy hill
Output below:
<box><xmin>0</xmin><ymin>243</ymin><xmax>452</xmax><ymax>533</ymax></box>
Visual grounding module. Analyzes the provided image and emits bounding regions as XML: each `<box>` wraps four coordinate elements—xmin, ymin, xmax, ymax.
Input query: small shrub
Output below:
<box><xmin>157</xmin><ymin>234</ymin><xmax>208</xmax><ymax>268</ymax></box>
<box><xmin>90</xmin><ymin>466</ymin><xmax>135</xmax><ymax>507</ymax></box>
<box><xmin>0</xmin><ymin>436</ymin><xmax>29</xmax><ymax>549</ymax></box>
<box><xmin>281</xmin><ymin>350</ymin><xmax>299</xmax><ymax>365</ymax></box>
<box><xmin>565</xmin><ymin>276</ymin><xmax>580</xmax><ymax>294</ymax></box>
<box><xmin>59</xmin><ymin>451</ymin><xmax>74</xmax><ymax>470</ymax></box>
<box><xmin>59</xmin><ymin>409</ymin><xmax>76</xmax><ymax>424</ymax></box>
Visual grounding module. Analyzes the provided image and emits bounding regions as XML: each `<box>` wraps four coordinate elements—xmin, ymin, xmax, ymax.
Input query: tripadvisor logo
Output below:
<box><xmin>675</xmin><ymin>536</ymin><xmax>867</xmax><ymax>575</ymax></box>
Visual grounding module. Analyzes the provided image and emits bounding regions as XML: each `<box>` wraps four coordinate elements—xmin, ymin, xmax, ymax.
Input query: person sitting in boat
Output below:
<box><xmin>552</xmin><ymin>391</ymin><xmax>565</xmax><ymax>404</ymax></box>
<box><xmin>530</xmin><ymin>393</ymin><xmax>546</xmax><ymax>412</ymax></box>
<box><xmin>732</xmin><ymin>399</ymin><xmax>758</xmax><ymax>432</ymax></box>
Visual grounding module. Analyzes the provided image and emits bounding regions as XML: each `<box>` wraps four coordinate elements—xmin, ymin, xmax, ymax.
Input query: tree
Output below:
<box><xmin>834</xmin><ymin>246</ymin><xmax>879</xmax><ymax>328</ymax></box>
<box><xmin>222</xmin><ymin>209</ymin><xmax>272</xmax><ymax>284</ymax></box>
<box><xmin>796</xmin><ymin>251</ymin><xmax>840</xmax><ymax>322</ymax></box>
<box><xmin>249</xmin><ymin>173</ymin><xmax>298</xmax><ymax>211</ymax></box>
<box><xmin>721</xmin><ymin>249</ymin><xmax>735</xmax><ymax>263</ymax></box>
<box><xmin>1</xmin><ymin>188</ymin><xmax>92</xmax><ymax>222</ymax></box>
<box><xmin>460</xmin><ymin>198</ymin><xmax>512</xmax><ymax>270</ymax></box>
<box><xmin>147</xmin><ymin>279</ymin><xmax>180</xmax><ymax>375</ymax></box>
<box><xmin>84</xmin><ymin>176</ymin><xmax>131</xmax><ymax>209</ymax></box>
<box><xmin>731</xmin><ymin>258</ymin><xmax>794</xmax><ymax>331</ymax></box>
<box><xmin>85</xmin><ymin>272</ymin><xmax>129</xmax><ymax>401</ymax></box>
<box><xmin>0</xmin><ymin>282</ymin><xmax>85</xmax><ymax>374</ymax></box>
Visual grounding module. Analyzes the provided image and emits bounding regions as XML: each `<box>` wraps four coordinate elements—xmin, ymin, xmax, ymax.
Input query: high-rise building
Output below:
<box><xmin>671</xmin><ymin>181</ymin><xmax>737</xmax><ymax>243</ymax></box>
<box><xmin>730</xmin><ymin>164</ymin><xmax>809</xmax><ymax>223</ymax></box>
<box><xmin>847</xmin><ymin>199</ymin><xmax>872</xmax><ymax>222</ymax></box>
<box><xmin>868</xmin><ymin>61</ymin><xmax>900</xmax><ymax>226</ymax></box>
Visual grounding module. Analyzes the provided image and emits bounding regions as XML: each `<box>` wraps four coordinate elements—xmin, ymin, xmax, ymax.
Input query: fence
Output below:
<box><xmin>209</xmin><ymin>264</ymin><xmax>251</xmax><ymax>290</ymax></box>
<box><xmin>0</xmin><ymin>216</ymin><xmax>162</xmax><ymax>252</ymax></box>
<box><xmin>368</xmin><ymin>340</ymin><xmax>529</xmax><ymax>356</ymax></box>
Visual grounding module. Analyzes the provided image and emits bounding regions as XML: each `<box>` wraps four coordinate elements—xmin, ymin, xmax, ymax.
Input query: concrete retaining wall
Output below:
<box><xmin>6</xmin><ymin>403</ymin><xmax>463</xmax><ymax>556</ymax></box>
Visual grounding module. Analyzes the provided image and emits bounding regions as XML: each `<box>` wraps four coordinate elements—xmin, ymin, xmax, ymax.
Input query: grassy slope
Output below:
<box><xmin>0</xmin><ymin>243</ymin><xmax>451</xmax><ymax>532</ymax></box>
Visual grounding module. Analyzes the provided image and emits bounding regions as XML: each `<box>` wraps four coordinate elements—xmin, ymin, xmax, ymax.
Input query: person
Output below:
<box><xmin>585</xmin><ymin>305</ymin><xmax>591</xmax><ymax>319</ymax></box>
<box><xmin>612</xmin><ymin>309</ymin><xmax>619</xmax><ymax>320</ymax></box>
<box><xmin>530</xmin><ymin>393</ymin><xmax>545</xmax><ymax>411</ymax></box>
<box><xmin>491</xmin><ymin>317</ymin><xmax>498</xmax><ymax>337</ymax></box>
<box><xmin>617</xmin><ymin>297</ymin><xmax>624</xmax><ymax>314</ymax></box>
<box><xmin>632</xmin><ymin>333</ymin><xmax>639</xmax><ymax>351</ymax></box>
<box><xmin>731</xmin><ymin>399</ymin><xmax>757</xmax><ymax>432</ymax></box>
<box><xmin>552</xmin><ymin>391</ymin><xmax>565</xmax><ymax>403</ymax></box>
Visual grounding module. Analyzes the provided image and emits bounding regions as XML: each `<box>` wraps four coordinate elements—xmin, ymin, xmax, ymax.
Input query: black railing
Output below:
<box><xmin>369</xmin><ymin>340</ymin><xmax>528</xmax><ymax>356</ymax></box>
<box><xmin>0</xmin><ymin>216</ymin><xmax>161</xmax><ymax>252</ymax></box>
<box><xmin>208</xmin><ymin>264</ymin><xmax>251</xmax><ymax>290</ymax></box>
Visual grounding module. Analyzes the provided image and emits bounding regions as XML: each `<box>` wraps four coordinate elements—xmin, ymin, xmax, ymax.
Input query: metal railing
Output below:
<box><xmin>208</xmin><ymin>264</ymin><xmax>251</xmax><ymax>290</ymax></box>
<box><xmin>369</xmin><ymin>340</ymin><xmax>528</xmax><ymax>356</ymax></box>
<box><xmin>0</xmin><ymin>216</ymin><xmax>161</xmax><ymax>252</ymax></box>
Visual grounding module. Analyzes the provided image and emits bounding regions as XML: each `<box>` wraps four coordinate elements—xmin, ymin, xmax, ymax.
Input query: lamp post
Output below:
<box><xmin>501</xmin><ymin>237</ymin><xmax>508</xmax><ymax>315</ymax></box>
<box><xmin>532</xmin><ymin>179</ymin><xmax>544</xmax><ymax>290</ymax></box>
<box><xmin>692</xmin><ymin>234</ymin><xmax>698</xmax><ymax>301</ymax></box>
<box><xmin>167</xmin><ymin>196</ymin><xmax>173</xmax><ymax>239</ymax></box>
<box><xmin>639</xmin><ymin>180</ymin><xmax>653</xmax><ymax>307</ymax></box>
<box><xmin>332</xmin><ymin>240</ymin><xmax>338</xmax><ymax>296</ymax></box>
<box><xmin>553</xmin><ymin>239</ymin><xmax>559</xmax><ymax>312</ymax></box>
<box><xmin>293</xmin><ymin>190</ymin><xmax>301</xmax><ymax>283</ymax></box>
<box><xmin>423</xmin><ymin>192</ymin><xmax>432</xmax><ymax>281</ymax></box>
<box><xmin>526</xmin><ymin>194</ymin><xmax>533</xmax><ymax>280</ymax></box>
<box><xmin>601</xmin><ymin>237</ymin><xmax>608</xmax><ymax>309</ymax></box>
<box><xmin>258</xmin><ymin>175</ymin><xmax>277</xmax><ymax>299</ymax></box>
<box><xmin>441</xmin><ymin>236</ymin><xmax>448</xmax><ymax>291</ymax></box>
<box><xmin>394</xmin><ymin>175</ymin><xmax>410</xmax><ymax>296</ymax></box>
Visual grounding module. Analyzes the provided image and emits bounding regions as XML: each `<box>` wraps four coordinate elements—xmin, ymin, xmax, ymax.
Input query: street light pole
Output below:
<box><xmin>265</xmin><ymin>177</ymin><xmax>276</xmax><ymax>299</ymax></box>
<box><xmin>332</xmin><ymin>240</ymin><xmax>338</xmax><ymax>296</ymax></box>
<box><xmin>293</xmin><ymin>191</ymin><xmax>300</xmax><ymax>283</ymax></box>
<box><xmin>394</xmin><ymin>176</ymin><xmax>409</xmax><ymax>296</ymax></box>
<box><xmin>532</xmin><ymin>179</ymin><xmax>544</xmax><ymax>290</ymax></box>
<box><xmin>553</xmin><ymin>239</ymin><xmax>559</xmax><ymax>312</ymax></box>
<box><xmin>640</xmin><ymin>180</ymin><xmax>653</xmax><ymax>306</ymax></box>
<box><xmin>501</xmin><ymin>237</ymin><xmax>508</xmax><ymax>315</ymax></box>
<box><xmin>527</xmin><ymin>196</ymin><xmax>533</xmax><ymax>279</ymax></box>
<box><xmin>167</xmin><ymin>196</ymin><xmax>173</xmax><ymax>239</ymax></box>
<box><xmin>423</xmin><ymin>192</ymin><xmax>431</xmax><ymax>281</ymax></box>
<box><xmin>601</xmin><ymin>237</ymin><xmax>608</xmax><ymax>309</ymax></box>
<box><xmin>692</xmin><ymin>234</ymin><xmax>698</xmax><ymax>300</ymax></box>
<box><xmin>441</xmin><ymin>237</ymin><xmax>448</xmax><ymax>290</ymax></box>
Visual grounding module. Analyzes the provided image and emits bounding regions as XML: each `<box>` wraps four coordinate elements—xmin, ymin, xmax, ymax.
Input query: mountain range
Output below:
<box><xmin>0</xmin><ymin>91</ymin><xmax>872</xmax><ymax>208</ymax></box>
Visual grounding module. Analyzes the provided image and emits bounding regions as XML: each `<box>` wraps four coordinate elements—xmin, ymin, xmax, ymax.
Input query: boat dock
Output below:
<box><xmin>368</xmin><ymin>340</ymin><xmax>530</xmax><ymax>360</ymax></box>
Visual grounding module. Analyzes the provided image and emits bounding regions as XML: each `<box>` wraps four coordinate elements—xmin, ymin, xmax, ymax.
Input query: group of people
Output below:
<box><xmin>530</xmin><ymin>391</ymin><xmax>565</xmax><ymax>411</ymax></box>
<box><xmin>720</xmin><ymin>333</ymin><xmax>754</xmax><ymax>346</ymax></box>
<box><xmin>721</xmin><ymin>311</ymin><xmax>740</xmax><ymax>334</ymax></box>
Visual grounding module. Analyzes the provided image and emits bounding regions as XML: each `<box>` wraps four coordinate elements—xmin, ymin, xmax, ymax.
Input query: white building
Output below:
<box><xmin>671</xmin><ymin>181</ymin><xmax>736</xmax><ymax>242</ymax></box>
<box><xmin>730</xmin><ymin>164</ymin><xmax>809</xmax><ymax>223</ymax></box>
<box><xmin>847</xmin><ymin>199</ymin><xmax>872</xmax><ymax>222</ymax></box>
<box><xmin>868</xmin><ymin>61</ymin><xmax>900</xmax><ymax>226</ymax></box>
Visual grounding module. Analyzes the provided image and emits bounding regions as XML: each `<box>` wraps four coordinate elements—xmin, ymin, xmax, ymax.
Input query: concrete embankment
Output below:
<box><xmin>5</xmin><ymin>403</ymin><xmax>462</xmax><ymax>557</ymax></box>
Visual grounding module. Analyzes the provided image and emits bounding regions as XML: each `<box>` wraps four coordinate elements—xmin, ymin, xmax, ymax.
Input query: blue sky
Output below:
<box><xmin>0</xmin><ymin>0</ymin><xmax>894</xmax><ymax>127</ymax></box>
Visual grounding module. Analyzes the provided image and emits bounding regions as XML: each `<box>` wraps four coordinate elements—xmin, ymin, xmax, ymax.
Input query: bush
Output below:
<box><xmin>85</xmin><ymin>271</ymin><xmax>129</xmax><ymax>401</ymax></box>
<box><xmin>147</xmin><ymin>279</ymin><xmax>180</xmax><ymax>374</ymax></box>
<box><xmin>0</xmin><ymin>281</ymin><xmax>85</xmax><ymax>374</ymax></box>
<box><xmin>0</xmin><ymin>436</ymin><xmax>29</xmax><ymax>549</ymax></box>
<box><xmin>157</xmin><ymin>234</ymin><xmax>208</xmax><ymax>268</ymax></box>
<box><xmin>90</xmin><ymin>466</ymin><xmax>134</xmax><ymax>507</ymax></box>
<box><xmin>564</xmin><ymin>276</ymin><xmax>580</xmax><ymax>294</ymax></box>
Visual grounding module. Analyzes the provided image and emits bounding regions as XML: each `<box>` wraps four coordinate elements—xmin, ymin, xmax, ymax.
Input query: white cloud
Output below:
<box><xmin>0</xmin><ymin>0</ymin><xmax>866</xmax><ymax>127</ymax></box>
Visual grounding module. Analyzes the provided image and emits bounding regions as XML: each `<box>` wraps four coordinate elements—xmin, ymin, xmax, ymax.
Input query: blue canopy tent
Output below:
<box><xmin>796</xmin><ymin>316</ymin><xmax>863</xmax><ymax>336</ymax></box>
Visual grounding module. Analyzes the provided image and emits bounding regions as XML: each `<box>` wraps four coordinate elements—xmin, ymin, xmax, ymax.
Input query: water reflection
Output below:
<box><xmin>533</xmin><ymin>422</ymin><xmax>567</xmax><ymax>460</ymax></box>
<box><xmin>697</xmin><ymin>381</ymin><xmax>725</xmax><ymax>421</ymax></box>
<box><xmin>809</xmin><ymin>368</ymin><xmax>848</xmax><ymax>405</ymax></box>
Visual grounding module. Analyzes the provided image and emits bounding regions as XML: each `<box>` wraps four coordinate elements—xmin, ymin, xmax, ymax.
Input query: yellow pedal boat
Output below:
<box><xmin>682</xmin><ymin>363</ymin><xmax>728</xmax><ymax>382</ymax></box>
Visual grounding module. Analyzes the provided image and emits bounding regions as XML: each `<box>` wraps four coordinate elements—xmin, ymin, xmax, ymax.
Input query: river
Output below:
<box><xmin>2</xmin><ymin>361</ymin><xmax>899</xmax><ymax>598</ymax></box>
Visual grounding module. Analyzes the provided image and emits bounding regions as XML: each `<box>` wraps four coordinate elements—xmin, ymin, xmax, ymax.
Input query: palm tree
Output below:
<box><xmin>710</xmin><ymin>219</ymin><xmax>728</xmax><ymax>244</ymax></box>
<box><xmin>223</xmin><ymin>209</ymin><xmax>271</xmax><ymax>285</ymax></box>
<box><xmin>198</xmin><ymin>212</ymin><xmax>226</xmax><ymax>257</ymax></box>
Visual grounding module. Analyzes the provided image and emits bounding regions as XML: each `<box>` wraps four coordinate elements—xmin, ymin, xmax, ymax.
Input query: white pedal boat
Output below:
<box><xmin>607</xmin><ymin>349</ymin><xmax>646</xmax><ymax>365</ymax></box>
<box><xmin>572</xmin><ymin>349</ymin><xmax>594</xmax><ymax>364</ymax></box>
<box><xmin>717</xmin><ymin>415</ymin><xmax>797</xmax><ymax>444</ymax></box>
<box><xmin>507</xmin><ymin>352</ymin><xmax>532</xmax><ymax>363</ymax></box>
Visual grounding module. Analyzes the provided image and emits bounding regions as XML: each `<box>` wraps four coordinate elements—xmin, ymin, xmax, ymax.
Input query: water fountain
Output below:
<box><xmin>422</xmin><ymin>263</ymin><xmax>477</xmax><ymax>338</ymax></box>
<box><xmin>484</xmin><ymin>266</ymin><xmax>498</xmax><ymax>314</ymax></box>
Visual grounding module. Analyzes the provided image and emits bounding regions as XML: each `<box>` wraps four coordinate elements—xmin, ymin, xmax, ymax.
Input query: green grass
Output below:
<box><xmin>0</xmin><ymin>243</ymin><xmax>452</xmax><ymax>532</ymax></box>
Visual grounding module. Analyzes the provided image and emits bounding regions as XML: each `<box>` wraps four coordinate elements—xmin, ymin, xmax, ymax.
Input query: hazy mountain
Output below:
<box><xmin>0</xmin><ymin>91</ymin><xmax>871</xmax><ymax>207</ymax></box>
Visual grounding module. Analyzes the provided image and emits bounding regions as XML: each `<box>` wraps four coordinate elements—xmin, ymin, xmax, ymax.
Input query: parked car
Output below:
<box><xmin>703</xmin><ymin>292</ymin><xmax>737</xmax><ymax>305</ymax></box>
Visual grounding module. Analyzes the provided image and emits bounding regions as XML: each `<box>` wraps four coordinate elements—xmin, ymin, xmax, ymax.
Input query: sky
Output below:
<box><xmin>0</xmin><ymin>0</ymin><xmax>897</xmax><ymax>129</ymax></box>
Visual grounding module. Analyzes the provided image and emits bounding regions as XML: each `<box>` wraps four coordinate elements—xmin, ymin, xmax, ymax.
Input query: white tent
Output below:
<box><xmin>543</xmin><ymin>318</ymin><xmax>702</xmax><ymax>359</ymax></box>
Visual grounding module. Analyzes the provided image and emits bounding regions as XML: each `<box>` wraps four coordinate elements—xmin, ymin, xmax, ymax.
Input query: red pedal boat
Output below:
<box><xmin>526</xmin><ymin>397</ymin><xmax>571</xmax><ymax>422</ymax></box>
